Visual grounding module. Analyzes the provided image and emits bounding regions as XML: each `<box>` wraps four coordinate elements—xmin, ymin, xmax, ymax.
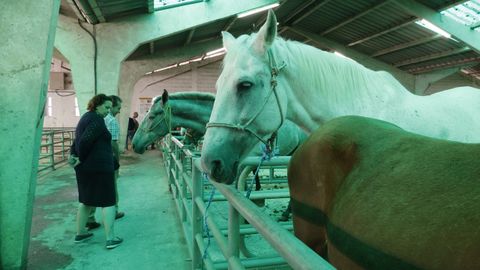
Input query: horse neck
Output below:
<box><xmin>169</xmin><ymin>98</ymin><xmax>213</xmax><ymax>134</ymax></box>
<box><xmin>276</xmin><ymin>41</ymin><xmax>412</xmax><ymax>133</ymax></box>
<box><xmin>172</xmin><ymin>116</ymin><xmax>207</xmax><ymax>135</ymax></box>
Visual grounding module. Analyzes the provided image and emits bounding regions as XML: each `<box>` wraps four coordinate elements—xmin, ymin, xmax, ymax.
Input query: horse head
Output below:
<box><xmin>132</xmin><ymin>89</ymin><xmax>172</xmax><ymax>154</ymax></box>
<box><xmin>201</xmin><ymin>10</ymin><xmax>289</xmax><ymax>184</ymax></box>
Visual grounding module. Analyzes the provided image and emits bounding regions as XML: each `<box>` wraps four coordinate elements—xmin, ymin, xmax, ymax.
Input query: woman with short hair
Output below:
<box><xmin>71</xmin><ymin>93</ymin><xmax>123</xmax><ymax>249</ymax></box>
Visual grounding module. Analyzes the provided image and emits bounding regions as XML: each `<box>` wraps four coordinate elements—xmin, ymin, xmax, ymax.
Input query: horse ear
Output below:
<box><xmin>252</xmin><ymin>9</ymin><xmax>277</xmax><ymax>54</ymax></box>
<box><xmin>222</xmin><ymin>31</ymin><xmax>235</xmax><ymax>51</ymax></box>
<box><xmin>162</xmin><ymin>89</ymin><xmax>169</xmax><ymax>105</ymax></box>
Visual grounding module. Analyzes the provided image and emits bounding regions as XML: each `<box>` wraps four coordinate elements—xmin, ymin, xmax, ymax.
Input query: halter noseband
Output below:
<box><xmin>206</xmin><ymin>49</ymin><xmax>286</xmax><ymax>148</ymax></box>
<box><xmin>141</xmin><ymin>103</ymin><xmax>172</xmax><ymax>136</ymax></box>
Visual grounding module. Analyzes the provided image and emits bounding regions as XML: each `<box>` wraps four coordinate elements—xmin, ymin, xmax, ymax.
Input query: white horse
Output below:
<box><xmin>133</xmin><ymin>90</ymin><xmax>307</xmax><ymax>189</ymax></box>
<box><xmin>201</xmin><ymin>10</ymin><xmax>480</xmax><ymax>183</ymax></box>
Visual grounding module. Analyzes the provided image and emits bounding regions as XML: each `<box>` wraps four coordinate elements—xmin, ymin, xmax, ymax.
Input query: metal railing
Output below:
<box><xmin>161</xmin><ymin>135</ymin><xmax>335</xmax><ymax>270</ymax></box>
<box><xmin>38</xmin><ymin>128</ymin><xmax>75</xmax><ymax>173</ymax></box>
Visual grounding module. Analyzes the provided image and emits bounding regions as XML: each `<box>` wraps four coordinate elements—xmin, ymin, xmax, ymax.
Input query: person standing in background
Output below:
<box><xmin>125</xmin><ymin>112</ymin><xmax>139</xmax><ymax>150</ymax></box>
<box><xmin>105</xmin><ymin>95</ymin><xmax>125</xmax><ymax>220</ymax></box>
<box><xmin>71</xmin><ymin>94</ymin><xmax>123</xmax><ymax>249</ymax></box>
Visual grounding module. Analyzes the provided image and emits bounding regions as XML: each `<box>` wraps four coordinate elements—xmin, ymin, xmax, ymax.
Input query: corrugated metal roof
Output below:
<box><xmin>59</xmin><ymin>0</ymin><xmax>480</xmax><ymax>84</ymax></box>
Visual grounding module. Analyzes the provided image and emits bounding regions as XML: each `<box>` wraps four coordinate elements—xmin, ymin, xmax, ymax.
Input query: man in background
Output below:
<box><xmin>126</xmin><ymin>112</ymin><xmax>139</xmax><ymax>150</ymax></box>
<box><xmin>105</xmin><ymin>95</ymin><xmax>125</xmax><ymax>219</ymax></box>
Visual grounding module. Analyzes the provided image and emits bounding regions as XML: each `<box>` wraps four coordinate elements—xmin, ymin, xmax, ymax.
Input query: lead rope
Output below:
<box><xmin>245</xmin><ymin>138</ymin><xmax>279</xmax><ymax>198</ymax></box>
<box><xmin>202</xmin><ymin>173</ymin><xmax>215</xmax><ymax>259</ymax></box>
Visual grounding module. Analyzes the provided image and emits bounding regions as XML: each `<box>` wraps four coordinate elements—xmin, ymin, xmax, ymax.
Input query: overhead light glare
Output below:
<box><xmin>333</xmin><ymin>51</ymin><xmax>348</xmax><ymax>59</ymax></box>
<box><xmin>416</xmin><ymin>19</ymin><xmax>451</xmax><ymax>38</ymax></box>
<box><xmin>237</xmin><ymin>3</ymin><xmax>279</xmax><ymax>18</ymax></box>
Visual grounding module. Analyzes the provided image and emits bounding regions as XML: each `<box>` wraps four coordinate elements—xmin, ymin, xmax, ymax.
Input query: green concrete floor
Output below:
<box><xmin>28</xmin><ymin>149</ymin><xmax>191</xmax><ymax>270</ymax></box>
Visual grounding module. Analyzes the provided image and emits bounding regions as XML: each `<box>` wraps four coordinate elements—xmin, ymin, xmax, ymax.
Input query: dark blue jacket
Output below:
<box><xmin>72</xmin><ymin>111</ymin><xmax>114</xmax><ymax>173</ymax></box>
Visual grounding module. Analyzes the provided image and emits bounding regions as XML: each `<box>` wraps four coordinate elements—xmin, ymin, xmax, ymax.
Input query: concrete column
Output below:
<box><xmin>55</xmin><ymin>15</ymin><xmax>96</xmax><ymax>115</ymax></box>
<box><xmin>0</xmin><ymin>1</ymin><xmax>60</xmax><ymax>269</ymax></box>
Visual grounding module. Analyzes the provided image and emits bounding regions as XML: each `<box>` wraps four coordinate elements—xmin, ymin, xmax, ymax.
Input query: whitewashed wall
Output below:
<box><xmin>43</xmin><ymin>92</ymin><xmax>79</xmax><ymax>128</ymax></box>
<box><xmin>131</xmin><ymin>59</ymin><xmax>222</xmax><ymax>122</ymax></box>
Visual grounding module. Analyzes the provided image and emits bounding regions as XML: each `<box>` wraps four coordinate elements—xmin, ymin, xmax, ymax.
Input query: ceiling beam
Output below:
<box><xmin>65</xmin><ymin>0</ymin><xmax>86</xmax><ymax>20</ymax></box>
<box><xmin>348</xmin><ymin>17</ymin><xmax>417</xmax><ymax>47</ymax></box>
<box><xmin>371</xmin><ymin>34</ymin><xmax>441</xmax><ymax>57</ymax></box>
<box><xmin>394</xmin><ymin>46</ymin><xmax>471</xmax><ymax>67</ymax></box>
<box><xmin>147</xmin><ymin>0</ymin><xmax>154</xmax><ymax>13</ymax></box>
<box><xmin>223</xmin><ymin>17</ymin><xmax>237</xmax><ymax>32</ymax></box>
<box><xmin>149</xmin><ymin>42</ymin><xmax>155</xmax><ymax>55</ymax></box>
<box><xmin>282</xmin><ymin>0</ymin><xmax>316</xmax><ymax>25</ymax></box>
<box><xmin>285</xmin><ymin>26</ymin><xmax>415</xmax><ymax>89</ymax></box>
<box><xmin>87</xmin><ymin>0</ymin><xmax>106</xmax><ymax>23</ymax></box>
<box><xmin>393</xmin><ymin>0</ymin><xmax>480</xmax><ymax>53</ymax></box>
<box><xmin>321</xmin><ymin>0</ymin><xmax>393</xmax><ymax>36</ymax></box>
<box><xmin>75</xmin><ymin>0</ymin><xmax>99</xmax><ymax>24</ymax></box>
<box><xmin>292</xmin><ymin>0</ymin><xmax>333</xmax><ymax>25</ymax></box>
<box><xmin>407</xmin><ymin>57</ymin><xmax>480</xmax><ymax>74</ymax></box>
<box><xmin>471</xmin><ymin>21</ymin><xmax>480</xmax><ymax>30</ymax></box>
<box><xmin>185</xmin><ymin>28</ymin><xmax>196</xmax><ymax>45</ymax></box>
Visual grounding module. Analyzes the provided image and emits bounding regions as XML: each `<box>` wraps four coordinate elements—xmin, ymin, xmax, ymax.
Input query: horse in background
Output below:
<box><xmin>181</xmin><ymin>128</ymin><xmax>203</xmax><ymax>147</ymax></box>
<box><xmin>288</xmin><ymin>115</ymin><xmax>480</xmax><ymax>270</ymax></box>
<box><xmin>132</xmin><ymin>90</ymin><xmax>215</xmax><ymax>154</ymax></box>
<box><xmin>200</xmin><ymin>9</ymin><xmax>480</xmax><ymax>184</ymax></box>
<box><xmin>132</xmin><ymin>90</ymin><xmax>307</xmax><ymax>190</ymax></box>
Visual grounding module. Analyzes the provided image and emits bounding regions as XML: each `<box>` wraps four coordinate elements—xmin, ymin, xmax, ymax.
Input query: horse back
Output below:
<box><xmin>288</xmin><ymin>116</ymin><xmax>480</xmax><ymax>270</ymax></box>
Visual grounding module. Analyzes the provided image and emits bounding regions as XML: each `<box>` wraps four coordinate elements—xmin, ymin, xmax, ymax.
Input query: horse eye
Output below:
<box><xmin>237</xmin><ymin>81</ymin><xmax>253</xmax><ymax>91</ymax></box>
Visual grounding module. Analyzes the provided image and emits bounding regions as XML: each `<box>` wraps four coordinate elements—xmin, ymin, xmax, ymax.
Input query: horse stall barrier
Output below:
<box><xmin>161</xmin><ymin>135</ymin><xmax>335</xmax><ymax>270</ymax></box>
<box><xmin>38</xmin><ymin>128</ymin><xmax>75</xmax><ymax>173</ymax></box>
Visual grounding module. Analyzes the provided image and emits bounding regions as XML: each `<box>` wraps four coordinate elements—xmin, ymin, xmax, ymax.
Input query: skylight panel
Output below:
<box><xmin>154</xmin><ymin>0</ymin><xmax>202</xmax><ymax>11</ymax></box>
<box><xmin>441</xmin><ymin>0</ymin><xmax>480</xmax><ymax>32</ymax></box>
<box><xmin>415</xmin><ymin>19</ymin><xmax>452</xmax><ymax>38</ymax></box>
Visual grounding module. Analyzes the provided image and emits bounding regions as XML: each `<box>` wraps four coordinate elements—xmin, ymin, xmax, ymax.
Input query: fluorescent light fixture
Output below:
<box><xmin>237</xmin><ymin>3</ymin><xmax>279</xmax><ymax>18</ymax></box>
<box><xmin>190</xmin><ymin>56</ymin><xmax>204</xmax><ymax>62</ymax></box>
<box><xmin>153</xmin><ymin>64</ymin><xmax>178</xmax><ymax>73</ymax></box>
<box><xmin>206</xmin><ymin>47</ymin><xmax>226</xmax><ymax>56</ymax></box>
<box><xmin>204</xmin><ymin>52</ymin><xmax>226</xmax><ymax>59</ymax></box>
<box><xmin>415</xmin><ymin>19</ymin><xmax>451</xmax><ymax>38</ymax></box>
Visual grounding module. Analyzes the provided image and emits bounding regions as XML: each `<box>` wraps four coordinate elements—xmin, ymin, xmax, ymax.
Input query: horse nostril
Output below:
<box><xmin>211</xmin><ymin>160</ymin><xmax>223</xmax><ymax>178</ymax></box>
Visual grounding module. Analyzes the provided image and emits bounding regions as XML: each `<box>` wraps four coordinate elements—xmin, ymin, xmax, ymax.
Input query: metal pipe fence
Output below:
<box><xmin>38</xmin><ymin>128</ymin><xmax>75</xmax><ymax>173</ymax></box>
<box><xmin>161</xmin><ymin>135</ymin><xmax>335</xmax><ymax>270</ymax></box>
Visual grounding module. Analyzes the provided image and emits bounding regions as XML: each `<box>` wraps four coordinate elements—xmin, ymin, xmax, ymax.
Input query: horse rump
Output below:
<box><xmin>288</xmin><ymin>115</ymin><xmax>480</xmax><ymax>270</ymax></box>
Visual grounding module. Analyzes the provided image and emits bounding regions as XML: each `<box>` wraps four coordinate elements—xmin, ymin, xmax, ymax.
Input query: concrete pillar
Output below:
<box><xmin>55</xmin><ymin>15</ymin><xmax>96</xmax><ymax>115</ymax></box>
<box><xmin>0</xmin><ymin>1</ymin><xmax>60</xmax><ymax>269</ymax></box>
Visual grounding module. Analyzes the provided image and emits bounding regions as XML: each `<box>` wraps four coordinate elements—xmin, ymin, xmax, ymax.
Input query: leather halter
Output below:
<box><xmin>206</xmin><ymin>49</ymin><xmax>286</xmax><ymax>147</ymax></box>
<box><xmin>140</xmin><ymin>103</ymin><xmax>172</xmax><ymax>136</ymax></box>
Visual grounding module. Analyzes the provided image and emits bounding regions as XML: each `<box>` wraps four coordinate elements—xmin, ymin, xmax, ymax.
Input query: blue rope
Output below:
<box><xmin>202</xmin><ymin>173</ymin><xmax>215</xmax><ymax>260</ymax></box>
<box><xmin>245</xmin><ymin>143</ymin><xmax>278</xmax><ymax>198</ymax></box>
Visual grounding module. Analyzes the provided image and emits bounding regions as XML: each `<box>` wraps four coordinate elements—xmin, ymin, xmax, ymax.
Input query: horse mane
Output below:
<box><xmin>233</xmin><ymin>32</ymin><xmax>409</xmax><ymax>98</ymax></box>
<box><xmin>152</xmin><ymin>91</ymin><xmax>216</xmax><ymax>104</ymax></box>
<box><xmin>281</xmin><ymin>37</ymin><xmax>409</xmax><ymax>95</ymax></box>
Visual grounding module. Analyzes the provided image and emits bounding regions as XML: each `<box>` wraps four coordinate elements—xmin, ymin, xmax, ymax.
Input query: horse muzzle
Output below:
<box><xmin>201</xmin><ymin>155</ymin><xmax>239</xmax><ymax>184</ymax></box>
